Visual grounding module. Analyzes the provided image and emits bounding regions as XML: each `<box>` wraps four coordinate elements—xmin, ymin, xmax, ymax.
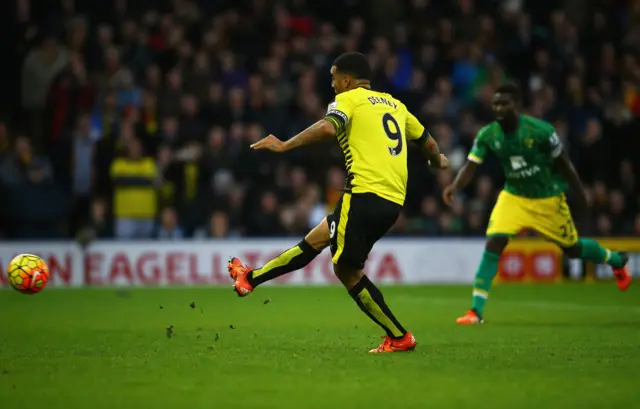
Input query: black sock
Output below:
<box><xmin>348</xmin><ymin>275</ymin><xmax>407</xmax><ymax>339</ymax></box>
<box><xmin>249</xmin><ymin>240</ymin><xmax>321</xmax><ymax>287</ymax></box>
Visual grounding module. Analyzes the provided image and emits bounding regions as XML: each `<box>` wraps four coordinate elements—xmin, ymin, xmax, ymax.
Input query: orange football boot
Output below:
<box><xmin>613</xmin><ymin>252</ymin><xmax>631</xmax><ymax>292</ymax></box>
<box><xmin>368</xmin><ymin>331</ymin><xmax>416</xmax><ymax>353</ymax></box>
<box><xmin>227</xmin><ymin>257</ymin><xmax>254</xmax><ymax>297</ymax></box>
<box><xmin>456</xmin><ymin>309</ymin><xmax>484</xmax><ymax>325</ymax></box>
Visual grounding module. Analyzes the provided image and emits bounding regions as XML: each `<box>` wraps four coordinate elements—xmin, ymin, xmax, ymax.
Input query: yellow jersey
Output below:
<box><xmin>324</xmin><ymin>87</ymin><xmax>425</xmax><ymax>205</ymax></box>
<box><xmin>110</xmin><ymin>157</ymin><xmax>158</xmax><ymax>219</ymax></box>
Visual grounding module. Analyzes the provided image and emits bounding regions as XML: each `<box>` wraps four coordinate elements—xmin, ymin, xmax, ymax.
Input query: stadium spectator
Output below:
<box><xmin>0</xmin><ymin>0</ymin><xmax>637</xmax><ymax>240</ymax></box>
<box><xmin>246</xmin><ymin>190</ymin><xmax>286</xmax><ymax>237</ymax></box>
<box><xmin>194</xmin><ymin>210</ymin><xmax>231</xmax><ymax>239</ymax></box>
<box><xmin>21</xmin><ymin>35</ymin><xmax>70</xmax><ymax>147</ymax></box>
<box><xmin>6</xmin><ymin>157</ymin><xmax>69</xmax><ymax>239</ymax></box>
<box><xmin>55</xmin><ymin>113</ymin><xmax>97</xmax><ymax>235</ymax></box>
<box><xmin>0</xmin><ymin>136</ymin><xmax>53</xmax><ymax>186</ymax></box>
<box><xmin>155</xmin><ymin>206</ymin><xmax>184</xmax><ymax>240</ymax></box>
<box><xmin>110</xmin><ymin>136</ymin><xmax>157</xmax><ymax>239</ymax></box>
<box><xmin>88</xmin><ymin>198</ymin><xmax>113</xmax><ymax>239</ymax></box>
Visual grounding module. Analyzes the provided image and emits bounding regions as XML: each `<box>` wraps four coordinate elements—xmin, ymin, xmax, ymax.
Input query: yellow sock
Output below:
<box><xmin>250</xmin><ymin>240</ymin><xmax>320</xmax><ymax>286</ymax></box>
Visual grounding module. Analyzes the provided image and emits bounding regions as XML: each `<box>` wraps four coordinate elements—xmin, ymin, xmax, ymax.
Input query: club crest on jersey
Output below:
<box><xmin>493</xmin><ymin>141</ymin><xmax>501</xmax><ymax>150</ymax></box>
<box><xmin>525</xmin><ymin>138</ymin><xmax>534</xmax><ymax>148</ymax></box>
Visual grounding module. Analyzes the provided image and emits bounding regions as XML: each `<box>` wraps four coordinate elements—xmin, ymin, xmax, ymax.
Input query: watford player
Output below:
<box><xmin>228</xmin><ymin>52</ymin><xmax>449</xmax><ymax>353</ymax></box>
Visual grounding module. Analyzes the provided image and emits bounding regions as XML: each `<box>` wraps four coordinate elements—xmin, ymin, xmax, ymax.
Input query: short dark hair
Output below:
<box><xmin>495</xmin><ymin>82</ymin><xmax>521</xmax><ymax>102</ymax></box>
<box><xmin>333</xmin><ymin>52</ymin><xmax>372</xmax><ymax>80</ymax></box>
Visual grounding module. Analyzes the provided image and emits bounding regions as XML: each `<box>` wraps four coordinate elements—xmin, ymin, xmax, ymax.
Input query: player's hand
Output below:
<box><xmin>443</xmin><ymin>185</ymin><xmax>456</xmax><ymax>207</ymax></box>
<box><xmin>434</xmin><ymin>154</ymin><xmax>449</xmax><ymax>169</ymax></box>
<box><xmin>250</xmin><ymin>134</ymin><xmax>287</xmax><ymax>152</ymax></box>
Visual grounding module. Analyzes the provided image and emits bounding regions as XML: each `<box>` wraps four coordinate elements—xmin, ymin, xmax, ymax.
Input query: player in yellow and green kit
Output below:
<box><xmin>443</xmin><ymin>83</ymin><xmax>632</xmax><ymax>325</ymax></box>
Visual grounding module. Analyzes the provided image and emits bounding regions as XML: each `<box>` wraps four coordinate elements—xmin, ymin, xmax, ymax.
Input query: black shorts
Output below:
<box><xmin>327</xmin><ymin>192</ymin><xmax>401</xmax><ymax>270</ymax></box>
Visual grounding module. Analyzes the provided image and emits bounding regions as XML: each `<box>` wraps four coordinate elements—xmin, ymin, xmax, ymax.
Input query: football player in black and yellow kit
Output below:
<box><xmin>228</xmin><ymin>52</ymin><xmax>449</xmax><ymax>353</ymax></box>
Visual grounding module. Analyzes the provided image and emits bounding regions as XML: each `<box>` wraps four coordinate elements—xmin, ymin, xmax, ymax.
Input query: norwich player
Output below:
<box><xmin>228</xmin><ymin>52</ymin><xmax>449</xmax><ymax>352</ymax></box>
<box><xmin>443</xmin><ymin>83</ymin><xmax>631</xmax><ymax>325</ymax></box>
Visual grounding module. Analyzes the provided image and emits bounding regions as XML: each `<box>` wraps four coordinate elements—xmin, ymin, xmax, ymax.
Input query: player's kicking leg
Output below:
<box><xmin>229</xmin><ymin>192</ymin><xmax>415</xmax><ymax>353</ymax></box>
<box><xmin>227</xmin><ymin>219</ymin><xmax>329</xmax><ymax>296</ymax></box>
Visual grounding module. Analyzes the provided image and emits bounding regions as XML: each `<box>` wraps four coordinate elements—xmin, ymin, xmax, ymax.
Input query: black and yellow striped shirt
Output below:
<box><xmin>110</xmin><ymin>157</ymin><xmax>158</xmax><ymax>218</ymax></box>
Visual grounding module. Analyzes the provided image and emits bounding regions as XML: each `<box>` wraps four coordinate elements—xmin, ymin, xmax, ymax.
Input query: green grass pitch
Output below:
<box><xmin>1</xmin><ymin>284</ymin><xmax>639</xmax><ymax>409</ymax></box>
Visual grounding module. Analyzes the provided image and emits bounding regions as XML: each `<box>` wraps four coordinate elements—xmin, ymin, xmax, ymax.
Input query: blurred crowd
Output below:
<box><xmin>0</xmin><ymin>0</ymin><xmax>639</xmax><ymax>241</ymax></box>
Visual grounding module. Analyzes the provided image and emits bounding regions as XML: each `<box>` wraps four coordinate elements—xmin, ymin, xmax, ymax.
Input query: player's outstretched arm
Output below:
<box><xmin>554</xmin><ymin>151</ymin><xmax>589</xmax><ymax>211</ymax></box>
<box><xmin>250</xmin><ymin>119</ymin><xmax>336</xmax><ymax>153</ymax></box>
<box><xmin>443</xmin><ymin>160</ymin><xmax>478</xmax><ymax>206</ymax></box>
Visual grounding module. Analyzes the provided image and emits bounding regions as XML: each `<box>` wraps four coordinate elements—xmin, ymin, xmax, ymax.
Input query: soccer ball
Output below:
<box><xmin>6</xmin><ymin>254</ymin><xmax>49</xmax><ymax>294</ymax></box>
